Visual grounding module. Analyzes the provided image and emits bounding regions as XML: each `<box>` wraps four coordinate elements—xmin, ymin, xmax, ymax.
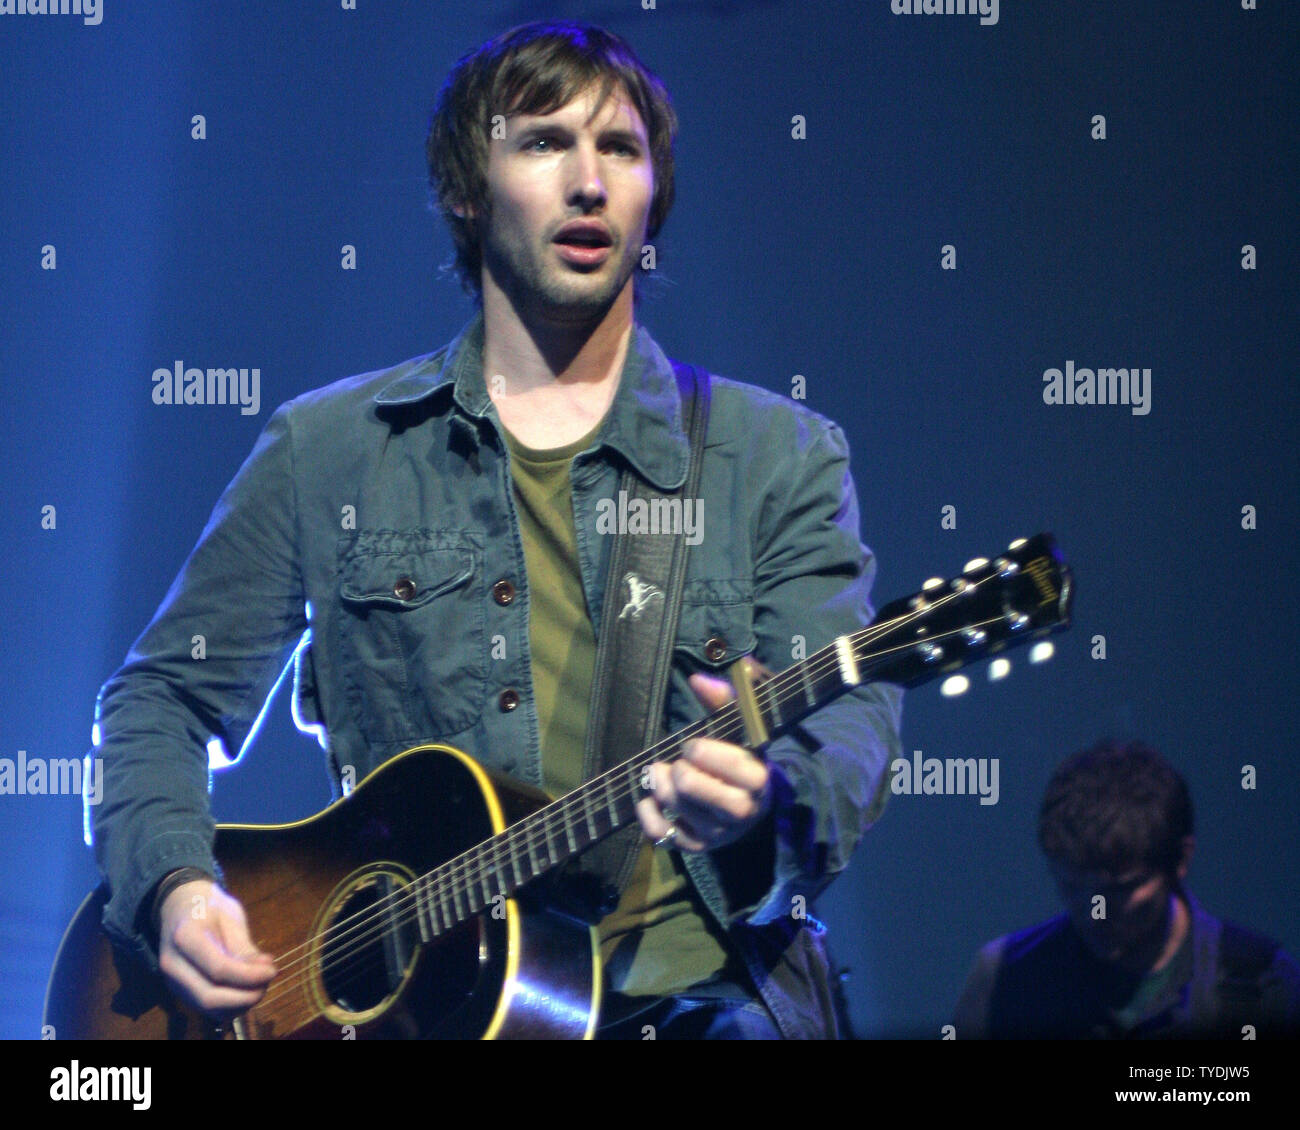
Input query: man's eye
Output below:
<box><xmin>525</xmin><ymin>136</ymin><xmax>559</xmax><ymax>152</ymax></box>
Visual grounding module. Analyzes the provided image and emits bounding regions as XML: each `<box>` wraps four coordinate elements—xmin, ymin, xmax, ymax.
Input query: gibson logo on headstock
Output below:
<box><xmin>1023</xmin><ymin>556</ymin><xmax>1059</xmax><ymax>607</ymax></box>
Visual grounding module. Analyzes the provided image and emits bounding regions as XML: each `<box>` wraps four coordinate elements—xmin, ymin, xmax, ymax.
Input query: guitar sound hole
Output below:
<box><xmin>319</xmin><ymin>875</ymin><xmax>419</xmax><ymax>1015</ymax></box>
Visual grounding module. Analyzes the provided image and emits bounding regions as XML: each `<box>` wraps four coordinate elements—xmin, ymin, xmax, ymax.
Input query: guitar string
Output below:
<box><xmin>252</xmin><ymin>612</ymin><xmax>1019</xmax><ymax>1030</ymax></box>
<box><xmin>244</xmin><ymin>609</ymin><xmax>944</xmax><ymax>1026</ymax></box>
<box><xmin>249</xmin><ymin>592</ymin><xmax>1019</xmax><ymax>1025</ymax></box>
<box><xmin>247</xmin><ymin>587</ymin><xmax>1019</xmax><ymax>1025</ymax></box>
<box><xmin>248</xmin><ymin>683</ymin><xmax>782</xmax><ymax>1021</ymax></box>
<box><xmin>248</xmin><ymin>593</ymin><xmax>949</xmax><ymax>998</ymax></box>
<box><xmin>251</xmin><ymin>546</ymin><xmax>1053</xmax><ymax>1019</ymax></box>
<box><xmin>303</xmin><ymin>574</ymin><xmax>1009</xmax><ymax>966</ymax></box>
<box><xmin>249</xmin><ymin>594</ymin><xmax>1019</xmax><ymax>1027</ymax></box>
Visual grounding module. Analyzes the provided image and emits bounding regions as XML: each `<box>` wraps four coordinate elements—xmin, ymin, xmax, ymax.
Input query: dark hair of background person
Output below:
<box><xmin>1038</xmin><ymin>739</ymin><xmax>1195</xmax><ymax>879</ymax></box>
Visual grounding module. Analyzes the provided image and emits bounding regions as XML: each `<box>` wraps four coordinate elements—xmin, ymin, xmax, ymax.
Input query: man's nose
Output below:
<box><xmin>566</xmin><ymin>143</ymin><xmax>607</xmax><ymax>209</ymax></box>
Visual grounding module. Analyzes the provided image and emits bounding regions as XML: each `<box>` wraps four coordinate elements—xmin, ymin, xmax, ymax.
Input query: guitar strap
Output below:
<box><xmin>570</xmin><ymin>360</ymin><xmax>711</xmax><ymax>913</ymax></box>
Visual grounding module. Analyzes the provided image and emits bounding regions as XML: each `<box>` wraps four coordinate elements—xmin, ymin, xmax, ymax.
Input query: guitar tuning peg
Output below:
<box><xmin>963</xmin><ymin>557</ymin><xmax>989</xmax><ymax>575</ymax></box>
<box><xmin>922</xmin><ymin>577</ymin><xmax>945</xmax><ymax>592</ymax></box>
<box><xmin>1008</xmin><ymin>537</ymin><xmax>1027</xmax><ymax>550</ymax></box>
<box><xmin>988</xmin><ymin>657</ymin><xmax>1011</xmax><ymax>681</ymax></box>
<box><xmin>1029</xmin><ymin>640</ymin><xmax>1055</xmax><ymax>664</ymax></box>
<box><xmin>940</xmin><ymin>674</ymin><xmax>970</xmax><ymax>697</ymax></box>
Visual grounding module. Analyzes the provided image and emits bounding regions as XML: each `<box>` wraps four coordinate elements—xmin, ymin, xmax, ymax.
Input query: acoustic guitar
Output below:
<box><xmin>44</xmin><ymin>533</ymin><xmax>1072</xmax><ymax>1039</ymax></box>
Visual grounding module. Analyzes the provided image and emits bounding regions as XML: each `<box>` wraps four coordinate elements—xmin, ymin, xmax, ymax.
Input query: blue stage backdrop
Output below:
<box><xmin>1</xmin><ymin>1</ymin><xmax>1295</xmax><ymax>1039</ymax></box>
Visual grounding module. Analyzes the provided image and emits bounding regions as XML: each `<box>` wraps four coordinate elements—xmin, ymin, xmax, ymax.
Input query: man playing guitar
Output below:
<box><xmin>87</xmin><ymin>20</ymin><xmax>905</xmax><ymax>1040</ymax></box>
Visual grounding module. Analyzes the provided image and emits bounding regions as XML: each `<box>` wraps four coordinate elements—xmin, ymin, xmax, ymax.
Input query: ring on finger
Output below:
<box><xmin>654</xmin><ymin>823</ymin><xmax>680</xmax><ymax>849</ymax></box>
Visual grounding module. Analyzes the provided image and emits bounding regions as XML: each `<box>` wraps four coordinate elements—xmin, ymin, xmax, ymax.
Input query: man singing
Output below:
<box><xmin>90</xmin><ymin>21</ymin><xmax>902</xmax><ymax>1040</ymax></box>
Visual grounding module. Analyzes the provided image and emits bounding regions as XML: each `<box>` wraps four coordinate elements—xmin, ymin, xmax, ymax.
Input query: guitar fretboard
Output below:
<box><xmin>403</xmin><ymin>630</ymin><xmax>866</xmax><ymax>938</ymax></box>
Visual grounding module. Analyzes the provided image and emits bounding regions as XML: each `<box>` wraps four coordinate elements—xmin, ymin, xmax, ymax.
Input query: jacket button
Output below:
<box><xmin>492</xmin><ymin>579</ymin><xmax>516</xmax><ymax>606</ymax></box>
<box><xmin>704</xmin><ymin>636</ymin><xmax>728</xmax><ymax>662</ymax></box>
<box><xmin>393</xmin><ymin>576</ymin><xmax>417</xmax><ymax>601</ymax></box>
<box><xmin>498</xmin><ymin>688</ymin><xmax>520</xmax><ymax>712</ymax></box>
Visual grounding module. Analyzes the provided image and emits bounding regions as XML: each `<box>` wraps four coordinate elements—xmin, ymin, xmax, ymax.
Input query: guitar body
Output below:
<box><xmin>44</xmin><ymin>744</ymin><xmax>601</xmax><ymax>1040</ymax></box>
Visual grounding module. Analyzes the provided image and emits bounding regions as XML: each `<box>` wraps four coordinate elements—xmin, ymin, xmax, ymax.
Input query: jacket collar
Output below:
<box><xmin>374</xmin><ymin>310</ymin><xmax>690</xmax><ymax>491</ymax></box>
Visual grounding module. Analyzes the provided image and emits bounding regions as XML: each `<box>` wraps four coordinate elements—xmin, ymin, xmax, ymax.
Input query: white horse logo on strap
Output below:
<box><xmin>618</xmin><ymin>573</ymin><xmax>664</xmax><ymax>621</ymax></box>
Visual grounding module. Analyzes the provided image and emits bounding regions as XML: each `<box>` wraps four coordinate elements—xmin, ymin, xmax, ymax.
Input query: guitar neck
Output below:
<box><xmin>400</xmin><ymin>634</ymin><xmax>866</xmax><ymax>935</ymax></box>
<box><xmin>403</xmin><ymin>533</ymin><xmax>1072</xmax><ymax>937</ymax></box>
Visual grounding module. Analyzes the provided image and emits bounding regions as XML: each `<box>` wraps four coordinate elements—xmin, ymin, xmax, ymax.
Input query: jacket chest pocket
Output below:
<box><xmin>336</xmin><ymin>534</ymin><xmax>486</xmax><ymax>743</ymax></box>
<box><xmin>665</xmin><ymin>579</ymin><xmax>758</xmax><ymax>734</ymax></box>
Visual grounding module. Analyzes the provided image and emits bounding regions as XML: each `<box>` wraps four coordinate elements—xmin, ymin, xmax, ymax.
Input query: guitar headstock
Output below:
<box><xmin>862</xmin><ymin>533</ymin><xmax>1073</xmax><ymax>688</ymax></box>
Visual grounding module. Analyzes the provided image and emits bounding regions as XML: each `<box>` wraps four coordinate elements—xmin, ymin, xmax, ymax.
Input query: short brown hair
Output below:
<box><xmin>1038</xmin><ymin>739</ymin><xmax>1194</xmax><ymax>879</ymax></box>
<box><xmin>426</xmin><ymin>21</ymin><xmax>678</xmax><ymax>296</ymax></box>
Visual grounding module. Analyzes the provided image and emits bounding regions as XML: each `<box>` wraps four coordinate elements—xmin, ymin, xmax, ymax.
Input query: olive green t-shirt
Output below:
<box><xmin>501</xmin><ymin>421</ymin><xmax>732</xmax><ymax>997</ymax></box>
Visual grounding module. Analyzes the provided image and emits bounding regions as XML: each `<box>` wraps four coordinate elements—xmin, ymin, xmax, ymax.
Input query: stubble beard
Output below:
<box><xmin>482</xmin><ymin>224</ymin><xmax>638</xmax><ymax>327</ymax></box>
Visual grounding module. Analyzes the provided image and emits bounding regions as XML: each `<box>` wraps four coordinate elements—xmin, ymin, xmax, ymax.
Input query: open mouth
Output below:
<box><xmin>553</xmin><ymin>222</ymin><xmax>613</xmax><ymax>247</ymax></box>
<box><xmin>554</xmin><ymin>233</ymin><xmax>611</xmax><ymax>248</ymax></box>
<box><xmin>552</xmin><ymin>222</ymin><xmax>614</xmax><ymax>265</ymax></box>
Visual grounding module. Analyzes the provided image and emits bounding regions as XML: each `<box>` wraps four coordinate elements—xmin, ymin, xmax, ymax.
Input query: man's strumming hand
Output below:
<box><xmin>157</xmin><ymin>878</ymin><xmax>277</xmax><ymax>1021</ymax></box>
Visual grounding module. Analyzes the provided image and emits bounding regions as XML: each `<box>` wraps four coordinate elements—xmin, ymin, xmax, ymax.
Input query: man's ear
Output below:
<box><xmin>1175</xmin><ymin>835</ymin><xmax>1195</xmax><ymax>881</ymax></box>
<box><xmin>451</xmin><ymin>201</ymin><xmax>475</xmax><ymax>220</ymax></box>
